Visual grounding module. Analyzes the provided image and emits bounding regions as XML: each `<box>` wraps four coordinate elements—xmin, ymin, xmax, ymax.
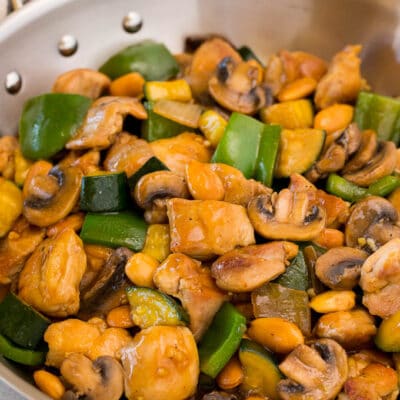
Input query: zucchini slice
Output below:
<box><xmin>126</xmin><ymin>286</ymin><xmax>188</xmax><ymax>329</ymax></box>
<box><xmin>0</xmin><ymin>292</ymin><xmax>50</xmax><ymax>350</ymax></box>
<box><xmin>239</xmin><ymin>339</ymin><xmax>282</xmax><ymax>400</ymax></box>
<box><xmin>80</xmin><ymin>172</ymin><xmax>129</xmax><ymax>213</ymax></box>
<box><xmin>275</xmin><ymin>128</ymin><xmax>325</xmax><ymax>178</ymax></box>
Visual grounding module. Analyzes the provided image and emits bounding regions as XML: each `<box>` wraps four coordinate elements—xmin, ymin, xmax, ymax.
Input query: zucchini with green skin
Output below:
<box><xmin>239</xmin><ymin>339</ymin><xmax>282</xmax><ymax>400</ymax></box>
<box><xmin>126</xmin><ymin>286</ymin><xmax>189</xmax><ymax>329</ymax></box>
<box><xmin>80</xmin><ymin>211</ymin><xmax>147</xmax><ymax>251</ymax></box>
<box><xmin>274</xmin><ymin>249</ymin><xmax>309</xmax><ymax>291</ymax></box>
<box><xmin>0</xmin><ymin>292</ymin><xmax>50</xmax><ymax>350</ymax></box>
<box><xmin>80</xmin><ymin>172</ymin><xmax>130</xmax><ymax>212</ymax></box>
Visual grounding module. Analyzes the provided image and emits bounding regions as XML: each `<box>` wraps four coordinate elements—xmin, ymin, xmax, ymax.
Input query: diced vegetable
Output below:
<box><xmin>375</xmin><ymin>309</ymin><xmax>400</xmax><ymax>351</ymax></box>
<box><xmin>198</xmin><ymin>302</ymin><xmax>247</xmax><ymax>378</ymax></box>
<box><xmin>274</xmin><ymin>249</ymin><xmax>309</xmax><ymax>291</ymax></box>
<box><xmin>354</xmin><ymin>91</ymin><xmax>400</xmax><ymax>143</ymax></box>
<box><xmin>198</xmin><ymin>110</ymin><xmax>228</xmax><ymax>147</ymax></box>
<box><xmin>212</xmin><ymin>112</ymin><xmax>264</xmax><ymax>178</ymax></box>
<box><xmin>254</xmin><ymin>124</ymin><xmax>281</xmax><ymax>187</ymax></box>
<box><xmin>0</xmin><ymin>333</ymin><xmax>45</xmax><ymax>366</ymax></box>
<box><xmin>13</xmin><ymin>148</ymin><xmax>33</xmax><ymax>186</ymax></box>
<box><xmin>261</xmin><ymin>99</ymin><xmax>314</xmax><ymax>129</ymax></box>
<box><xmin>99</xmin><ymin>40</ymin><xmax>179</xmax><ymax>81</ymax></box>
<box><xmin>80</xmin><ymin>172</ymin><xmax>130</xmax><ymax>212</ymax></box>
<box><xmin>80</xmin><ymin>211</ymin><xmax>147</xmax><ymax>251</ymax></box>
<box><xmin>142</xmin><ymin>224</ymin><xmax>171</xmax><ymax>262</ymax></box>
<box><xmin>0</xmin><ymin>292</ymin><xmax>50</xmax><ymax>350</ymax></box>
<box><xmin>367</xmin><ymin>175</ymin><xmax>400</xmax><ymax>197</ymax></box>
<box><xmin>0</xmin><ymin>178</ymin><xmax>22</xmax><ymax>237</ymax></box>
<box><xmin>19</xmin><ymin>93</ymin><xmax>91</xmax><ymax>160</ymax></box>
<box><xmin>153</xmin><ymin>99</ymin><xmax>203</xmax><ymax>128</ymax></box>
<box><xmin>275</xmin><ymin>128</ymin><xmax>326</xmax><ymax>178</ymax></box>
<box><xmin>126</xmin><ymin>286</ymin><xmax>188</xmax><ymax>329</ymax></box>
<box><xmin>109</xmin><ymin>72</ymin><xmax>145</xmax><ymax>97</ymax></box>
<box><xmin>144</xmin><ymin>79</ymin><xmax>192</xmax><ymax>102</ymax></box>
<box><xmin>251</xmin><ymin>283</ymin><xmax>311</xmax><ymax>336</ymax></box>
<box><xmin>239</xmin><ymin>339</ymin><xmax>282</xmax><ymax>400</ymax></box>
<box><xmin>141</xmin><ymin>101</ymin><xmax>188</xmax><ymax>141</ymax></box>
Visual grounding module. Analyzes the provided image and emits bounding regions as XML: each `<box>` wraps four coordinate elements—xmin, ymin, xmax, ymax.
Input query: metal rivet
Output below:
<box><xmin>122</xmin><ymin>11</ymin><xmax>143</xmax><ymax>33</ymax></box>
<box><xmin>5</xmin><ymin>71</ymin><xmax>22</xmax><ymax>94</ymax></box>
<box><xmin>58</xmin><ymin>34</ymin><xmax>78</xmax><ymax>56</ymax></box>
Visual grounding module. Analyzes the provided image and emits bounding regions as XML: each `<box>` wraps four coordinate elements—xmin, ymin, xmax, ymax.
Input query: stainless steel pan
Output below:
<box><xmin>1</xmin><ymin>0</ymin><xmax>400</xmax><ymax>398</ymax></box>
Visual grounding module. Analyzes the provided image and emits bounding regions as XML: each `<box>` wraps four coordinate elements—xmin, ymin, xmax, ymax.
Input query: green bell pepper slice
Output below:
<box><xmin>354</xmin><ymin>91</ymin><xmax>400</xmax><ymax>143</ymax></box>
<box><xmin>212</xmin><ymin>112</ymin><xmax>264</xmax><ymax>178</ymax></box>
<box><xmin>80</xmin><ymin>211</ymin><xmax>147</xmax><ymax>251</ymax></box>
<box><xmin>198</xmin><ymin>302</ymin><xmax>246</xmax><ymax>378</ymax></box>
<box><xmin>141</xmin><ymin>101</ymin><xmax>188</xmax><ymax>142</ymax></box>
<box><xmin>274</xmin><ymin>249</ymin><xmax>308</xmax><ymax>291</ymax></box>
<box><xmin>254</xmin><ymin>124</ymin><xmax>281</xmax><ymax>187</ymax></box>
<box><xmin>367</xmin><ymin>175</ymin><xmax>400</xmax><ymax>197</ymax></box>
<box><xmin>0</xmin><ymin>333</ymin><xmax>45</xmax><ymax>366</ymax></box>
<box><xmin>99</xmin><ymin>40</ymin><xmax>179</xmax><ymax>81</ymax></box>
<box><xmin>19</xmin><ymin>93</ymin><xmax>91</xmax><ymax>160</ymax></box>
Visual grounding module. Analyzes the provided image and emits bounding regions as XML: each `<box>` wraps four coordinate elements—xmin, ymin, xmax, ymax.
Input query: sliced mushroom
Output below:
<box><xmin>66</xmin><ymin>96</ymin><xmax>147</xmax><ymax>150</ymax></box>
<box><xmin>342</xmin><ymin>141</ymin><xmax>397</xmax><ymax>187</ymax></box>
<box><xmin>278</xmin><ymin>338</ymin><xmax>348</xmax><ymax>400</ymax></box>
<box><xmin>153</xmin><ymin>253</ymin><xmax>226</xmax><ymax>340</ymax></box>
<box><xmin>211</xmin><ymin>241</ymin><xmax>298</xmax><ymax>292</ymax></box>
<box><xmin>360</xmin><ymin>238</ymin><xmax>400</xmax><ymax>318</ymax></box>
<box><xmin>134</xmin><ymin>171</ymin><xmax>190</xmax><ymax>224</ymax></box>
<box><xmin>345</xmin><ymin>196</ymin><xmax>400</xmax><ymax>250</ymax></box>
<box><xmin>0</xmin><ymin>217</ymin><xmax>45</xmax><ymax>284</ymax></box>
<box><xmin>248</xmin><ymin>190</ymin><xmax>326</xmax><ymax>241</ymax></box>
<box><xmin>18</xmin><ymin>228</ymin><xmax>86</xmax><ymax>318</ymax></box>
<box><xmin>305</xmin><ymin>123</ymin><xmax>362</xmax><ymax>182</ymax></box>
<box><xmin>61</xmin><ymin>353</ymin><xmax>123</xmax><ymax>400</ymax></box>
<box><xmin>23</xmin><ymin>163</ymin><xmax>82</xmax><ymax>227</ymax></box>
<box><xmin>53</xmin><ymin>68</ymin><xmax>111</xmax><ymax>99</ymax></box>
<box><xmin>315</xmin><ymin>247</ymin><xmax>368</xmax><ymax>289</ymax></box>
<box><xmin>186</xmin><ymin>37</ymin><xmax>242</xmax><ymax>102</ymax></box>
<box><xmin>79</xmin><ymin>247</ymin><xmax>133</xmax><ymax>320</ymax></box>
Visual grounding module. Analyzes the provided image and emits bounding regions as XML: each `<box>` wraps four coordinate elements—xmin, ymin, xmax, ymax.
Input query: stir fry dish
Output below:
<box><xmin>1</xmin><ymin>36</ymin><xmax>400</xmax><ymax>400</ymax></box>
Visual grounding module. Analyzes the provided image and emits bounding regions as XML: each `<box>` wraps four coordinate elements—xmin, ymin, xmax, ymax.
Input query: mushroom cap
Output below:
<box><xmin>315</xmin><ymin>246</ymin><xmax>368</xmax><ymax>289</ymax></box>
<box><xmin>345</xmin><ymin>196</ymin><xmax>400</xmax><ymax>250</ymax></box>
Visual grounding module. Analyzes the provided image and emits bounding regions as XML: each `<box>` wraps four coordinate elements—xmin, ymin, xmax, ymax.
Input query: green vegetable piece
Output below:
<box><xmin>375</xmin><ymin>309</ymin><xmax>400</xmax><ymax>352</ymax></box>
<box><xmin>80</xmin><ymin>172</ymin><xmax>130</xmax><ymax>213</ymax></box>
<box><xmin>141</xmin><ymin>101</ymin><xmax>188</xmax><ymax>141</ymax></box>
<box><xmin>0</xmin><ymin>333</ymin><xmax>45</xmax><ymax>366</ymax></box>
<box><xmin>19</xmin><ymin>93</ymin><xmax>91</xmax><ymax>160</ymax></box>
<box><xmin>126</xmin><ymin>286</ymin><xmax>188</xmax><ymax>329</ymax></box>
<box><xmin>367</xmin><ymin>175</ymin><xmax>400</xmax><ymax>197</ymax></box>
<box><xmin>212</xmin><ymin>112</ymin><xmax>264</xmax><ymax>178</ymax></box>
<box><xmin>0</xmin><ymin>292</ymin><xmax>50</xmax><ymax>350</ymax></box>
<box><xmin>275</xmin><ymin>250</ymin><xmax>309</xmax><ymax>291</ymax></box>
<box><xmin>354</xmin><ymin>91</ymin><xmax>400</xmax><ymax>143</ymax></box>
<box><xmin>303</xmin><ymin>244</ymin><xmax>326</xmax><ymax>296</ymax></box>
<box><xmin>251</xmin><ymin>283</ymin><xmax>311</xmax><ymax>336</ymax></box>
<box><xmin>80</xmin><ymin>211</ymin><xmax>147</xmax><ymax>251</ymax></box>
<box><xmin>254</xmin><ymin>124</ymin><xmax>281</xmax><ymax>187</ymax></box>
<box><xmin>99</xmin><ymin>40</ymin><xmax>179</xmax><ymax>81</ymax></box>
<box><xmin>239</xmin><ymin>339</ymin><xmax>282</xmax><ymax>400</ymax></box>
<box><xmin>237</xmin><ymin>46</ymin><xmax>264</xmax><ymax>67</ymax></box>
<box><xmin>127</xmin><ymin>156</ymin><xmax>169</xmax><ymax>192</ymax></box>
<box><xmin>198</xmin><ymin>302</ymin><xmax>247</xmax><ymax>378</ymax></box>
<box><xmin>326</xmin><ymin>174</ymin><xmax>367</xmax><ymax>202</ymax></box>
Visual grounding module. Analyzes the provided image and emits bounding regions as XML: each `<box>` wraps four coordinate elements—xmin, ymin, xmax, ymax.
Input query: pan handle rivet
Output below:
<box><xmin>5</xmin><ymin>71</ymin><xmax>22</xmax><ymax>94</ymax></box>
<box><xmin>58</xmin><ymin>34</ymin><xmax>78</xmax><ymax>56</ymax></box>
<box><xmin>122</xmin><ymin>11</ymin><xmax>143</xmax><ymax>33</ymax></box>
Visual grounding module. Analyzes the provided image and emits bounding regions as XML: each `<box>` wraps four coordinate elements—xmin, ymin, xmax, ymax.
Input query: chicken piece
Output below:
<box><xmin>167</xmin><ymin>198</ymin><xmax>255</xmax><ymax>259</ymax></box>
<box><xmin>315</xmin><ymin>45</ymin><xmax>364</xmax><ymax>109</ymax></box>
<box><xmin>66</xmin><ymin>96</ymin><xmax>147</xmax><ymax>150</ymax></box>
<box><xmin>347</xmin><ymin>350</ymin><xmax>394</xmax><ymax>378</ymax></box>
<box><xmin>153</xmin><ymin>253</ymin><xmax>226</xmax><ymax>340</ymax></box>
<box><xmin>150</xmin><ymin>133</ymin><xmax>212</xmax><ymax>177</ymax></box>
<box><xmin>0</xmin><ymin>136</ymin><xmax>18</xmax><ymax>180</ymax></box>
<box><xmin>53</xmin><ymin>68</ymin><xmax>111</xmax><ymax>99</ymax></box>
<box><xmin>185</xmin><ymin>161</ymin><xmax>271</xmax><ymax>206</ymax></box>
<box><xmin>121</xmin><ymin>326</ymin><xmax>199</xmax><ymax>400</ymax></box>
<box><xmin>211</xmin><ymin>241</ymin><xmax>298</xmax><ymax>292</ymax></box>
<box><xmin>104</xmin><ymin>132</ymin><xmax>154</xmax><ymax>177</ymax></box>
<box><xmin>0</xmin><ymin>217</ymin><xmax>45</xmax><ymax>284</ymax></box>
<box><xmin>18</xmin><ymin>228</ymin><xmax>86</xmax><ymax>318</ymax></box>
<box><xmin>360</xmin><ymin>238</ymin><xmax>400</xmax><ymax>318</ymax></box>
<box><xmin>344</xmin><ymin>363</ymin><xmax>399</xmax><ymax>400</ymax></box>
<box><xmin>46</xmin><ymin>212</ymin><xmax>85</xmax><ymax>237</ymax></box>
<box><xmin>58</xmin><ymin>150</ymin><xmax>102</xmax><ymax>176</ymax></box>
<box><xmin>289</xmin><ymin>173</ymin><xmax>350</xmax><ymax>227</ymax></box>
